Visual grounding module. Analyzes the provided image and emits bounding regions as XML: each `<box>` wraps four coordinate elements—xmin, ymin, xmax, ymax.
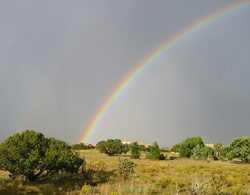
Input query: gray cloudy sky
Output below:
<box><xmin>0</xmin><ymin>0</ymin><xmax>250</xmax><ymax>146</ymax></box>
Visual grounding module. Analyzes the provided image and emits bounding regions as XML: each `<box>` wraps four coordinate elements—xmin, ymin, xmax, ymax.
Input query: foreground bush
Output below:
<box><xmin>117</xmin><ymin>158</ymin><xmax>136</xmax><ymax>179</ymax></box>
<box><xmin>80</xmin><ymin>185</ymin><xmax>93</xmax><ymax>194</ymax></box>
<box><xmin>0</xmin><ymin>182</ymin><xmax>41</xmax><ymax>195</ymax></box>
<box><xmin>79</xmin><ymin>159</ymin><xmax>106</xmax><ymax>184</ymax></box>
<box><xmin>0</xmin><ymin>130</ymin><xmax>83</xmax><ymax>181</ymax></box>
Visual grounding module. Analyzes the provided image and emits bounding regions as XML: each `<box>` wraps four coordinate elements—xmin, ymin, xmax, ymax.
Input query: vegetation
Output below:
<box><xmin>146</xmin><ymin>141</ymin><xmax>165</xmax><ymax>160</ymax></box>
<box><xmin>139</xmin><ymin>144</ymin><xmax>147</xmax><ymax>152</ymax></box>
<box><xmin>0</xmin><ymin>130</ymin><xmax>250</xmax><ymax>194</ymax></box>
<box><xmin>179</xmin><ymin>136</ymin><xmax>204</xmax><ymax>158</ymax></box>
<box><xmin>170</xmin><ymin>143</ymin><xmax>182</xmax><ymax>153</ymax></box>
<box><xmin>97</xmin><ymin>139</ymin><xmax>129</xmax><ymax>156</ymax></box>
<box><xmin>191</xmin><ymin>145</ymin><xmax>214</xmax><ymax>160</ymax></box>
<box><xmin>130</xmin><ymin>142</ymin><xmax>141</xmax><ymax>159</ymax></box>
<box><xmin>214</xmin><ymin>142</ymin><xmax>224</xmax><ymax>159</ymax></box>
<box><xmin>0</xmin><ymin>130</ymin><xmax>83</xmax><ymax>181</ymax></box>
<box><xmin>79</xmin><ymin>159</ymin><xmax>107</xmax><ymax>185</ymax></box>
<box><xmin>72</xmin><ymin>143</ymin><xmax>92</xmax><ymax>150</ymax></box>
<box><xmin>117</xmin><ymin>158</ymin><xmax>136</xmax><ymax>180</ymax></box>
<box><xmin>226</xmin><ymin>137</ymin><xmax>250</xmax><ymax>162</ymax></box>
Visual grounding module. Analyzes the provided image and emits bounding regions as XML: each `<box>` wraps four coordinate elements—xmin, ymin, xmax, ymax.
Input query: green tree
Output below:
<box><xmin>123</xmin><ymin>143</ymin><xmax>130</xmax><ymax>154</ymax></box>
<box><xmin>130</xmin><ymin>142</ymin><xmax>140</xmax><ymax>159</ymax></box>
<box><xmin>0</xmin><ymin>130</ymin><xmax>83</xmax><ymax>181</ymax></box>
<box><xmin>201</xmin><ymin>146</ymin><xmax>214</xmax><ymax>160</ymax></box>
<box><xmin>146</xmin><ymin>141</ymin><xmax>165</xmax><ymax>160</ymax></box>
<box><xmin>97</xmin><ymin>139</ymin><xmax>128</xmax><ymax>156</ymax></box>
<box><xmin>214</xmin><ymin>143</ymin><xmax>223</xmax><ymax>159</ymax></box>
<box><xmin>72</xmin><ymin>143</ymin><xmax>91</xmax><ymax>150</ymax></box>
<box><xmin>139</xmin><ymin>145</ymin><xmax>147</xmax><ymax>152</ymax></box>
<box><xmin>179</xmin><ymin>137</ymin><xmax>204</xmax><ymax>158</ymax></box>
<box><xmin>170</xmin><ymin>143</ymin><xmax>182</xmax><ymax>153</ymax></box>
<box><xmin>45</xmin><ymin>138</ymin><xmax>83</xmax><ymax>173</ymax></box>
<box><xmin>226</xmin><ymin>137</ymin><xmax>250</xmax><ymax>162</ymax></box>
<box><xmin>160</xmin><ymin>147</ymin><xmax>170</xmax><ymax>153</ymax></box>
<box><xmin>96</xmin><ymin>141</ymin><xmax>107</xmax><ymax>153</ymax></box>
<box><xmin>191</xmin><ymin>145</ymin><xmax>203</xmax><ymax>160</ymax></box>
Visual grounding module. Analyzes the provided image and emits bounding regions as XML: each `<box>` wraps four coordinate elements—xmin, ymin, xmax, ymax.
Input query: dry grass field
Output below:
<box><xmin>0</xmin><ymin>149</ymin><xmax>250</xmax><ymax>194</ymax></box>
<box><xmin>77</xmin><ymin>150</ymin><xmax>250</xmax><ymax>194</ymax></box>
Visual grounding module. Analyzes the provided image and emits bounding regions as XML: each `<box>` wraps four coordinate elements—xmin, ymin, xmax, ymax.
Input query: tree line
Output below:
<box><xmin>95</xmin><ymin>136</ymin><xmax>250</xmax><ymax>163</ymax></box>
<box><xmin>170</xmin><ymin>136</ymin><xmax>250</xmax><ymax>162</ymax></box>
<box><xmin>0</xmin><ymin>130</ymin><xmax>249</xmax><ymax>182</ymax></box>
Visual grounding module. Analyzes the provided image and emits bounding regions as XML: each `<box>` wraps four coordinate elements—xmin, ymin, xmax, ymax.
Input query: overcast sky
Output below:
<box><xmin>0</xmin><ymin>0</ymin><xmax>250</xmax><ymax>146</ymax></box>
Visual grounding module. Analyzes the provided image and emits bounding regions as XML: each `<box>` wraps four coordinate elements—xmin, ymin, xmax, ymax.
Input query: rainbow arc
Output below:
<box><xmin>80</xmin><ymin>1</ymin><xmax>250</xmax><ymax>143</ymax></box>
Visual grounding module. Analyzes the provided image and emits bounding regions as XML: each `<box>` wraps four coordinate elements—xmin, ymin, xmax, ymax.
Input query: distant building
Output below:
<box><xmin>88</xmin><ymin>144</ymin><xmax>97</xmax><ymax>149</ymax></box>
<box><xmin>122</xmin><ymin>141</ymin><xmax>151</xmax><ymax>148</ymax></box>
<box><xmin>122</xmin><ymin>141</ymin><xmax>132</xmax><ymax>145</ymax></box>
<box><xmin>170</xmin><ymin>152</ymin><xmax>179</xmax><ymax>155</ymax></box>
<box><xmin>205</xmin><ymin>143</ymin><xmax>214</xmax><ymax>148</ymax></box>
<box><xmin>137</xmin><ymin>142</ymin><xmax>151</xmax><ymax>148</ymax></box>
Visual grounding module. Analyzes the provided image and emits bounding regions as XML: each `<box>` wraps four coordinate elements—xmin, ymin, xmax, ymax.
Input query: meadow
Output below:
<box><xmin>0</xmin><ymin>149</ymin><xmax>250</xmax><ymax>195</ymax></box>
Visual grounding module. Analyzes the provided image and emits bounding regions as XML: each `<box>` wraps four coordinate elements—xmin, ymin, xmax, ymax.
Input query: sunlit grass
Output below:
<box><xmin>1</xmin><ymin>149</ymin><xmax>250</xmax><ymax>194</ymax></box>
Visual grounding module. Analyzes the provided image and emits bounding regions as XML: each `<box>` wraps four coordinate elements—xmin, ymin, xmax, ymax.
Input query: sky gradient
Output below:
<box><xmin>0</xmin><ymin>0</ymin><xmax>250</xmax><ymax>146</ymax></box>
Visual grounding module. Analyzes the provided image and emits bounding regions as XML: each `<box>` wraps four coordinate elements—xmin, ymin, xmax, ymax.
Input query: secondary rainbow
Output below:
<box><xmin>80</xmin><ymin>0</ymin><xmax>250</xmax><ymax>143</ymax></box>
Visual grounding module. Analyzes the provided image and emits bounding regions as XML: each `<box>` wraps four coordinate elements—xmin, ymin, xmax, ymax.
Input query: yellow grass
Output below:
<box><xmin>1</xmin><ymin>149</ymin><xmax>250</xmax><ymax>194</ymax></box>
<box><xmin>78</xmin><ymin>149</ymin><xmax>250</xmax><ymax>194</ymax></box>
<box><xmin>0</xmin><ymin>170</ymin><xmax>9</xmax><ymax>180</ymax></box>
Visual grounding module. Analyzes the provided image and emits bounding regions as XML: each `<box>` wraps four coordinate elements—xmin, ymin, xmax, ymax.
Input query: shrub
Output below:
<box><xmin>160</xmin><ymin>147</ymin><xmax>170</xmax><ymax>152</ymax></box>
<box><xmin>192</xmin><ymin>145</ymin><xmax>214</xmax><ymax>160</ymax></box>
<box><xmin>21</xmin><ymin>186</ymin><xmax>41</xmax><ymax>194</ymax></box>
<box><xmin>154</xmin><ymin>177</ymin><xmax>172</xmax><ymax>188</ymax></box>
<box><xmin>226</xmin><ymin>153</ymin><xmax>233</xmax><ymax>161</ymax></box>
<box><xmin>0</xmin><ymin>182</ymin><xmax>41</xmax><ymax>194</ymax></box>
<box><xmin>138</xmin><ymin>173</ymin><xmax>154</xmax><ymax>184</ymax></box>
<box><xmin>0</xmin><ymin>130</ymin><xmax>83</xmax><ymax>181</ymax></box>
<box><xmin>202</xmin><ymin>146</ymin><xmax>214</xmax><ymax>160</ymax></box>
<box><xmin>97</xmin><ymin>139</ymin><xmax>128</xmax><ymax>156</ymax></box>
<box><xmin>130</xmin><ymin>142</ymin><xmax>141</xmax><ymax>159</ymax></box>
<box><xmin>214</xmin><ymin>143</ymin><xmax>223</xmax><ymax>159</ymax></box>
<box><xmin>222</xmin><ymin>186</ymin><xmax>248</xmax><ymax>194</ymax></box>
<box><xmin>79</xmin><ymin>160</ymin><xmax>106</xmax><ymax>184</ymax></box>
<box><xmin>191</xmin><ymin>145</ymin><xmax>203</xmax><ymax>160</ymax></box>
<box><xmin>170</xmin><ymin>156</ymin><xmax>178</xmax><ymax>160</ymax></box>
<box><xmin>39</xmin><ymin>184</ymin><xmax>60</xmax><ymax>195</ymax></box>
<box><xmin>226</xmin><ymin>137</ymin><xmax>250</xmax><ymax>162</ymax></box>
<box><xmin>146</xmin><ymin>141</ymin><xmax>165</xmax><ymax>160</ymax></box>
<box><xmin>72</xmin><ymin>143</ymin><xmax>91</xmax><ymax>150</ymax></box>
<box><xmin>190</xmin><ymin>173</ymin><xmax>230</xmax><ymax>194</ymax></box>
<box><xmin>213</xmin><ymin>156</ymin><xmax>218</xmax><ymax>161</ymax></box>
<box><xmin>179</xmin><ymin>137</ymin><xmax>204</xmax><ymax>158</ymax></box>
<box><xmin>170</xmin><ymin>143</ymin><xmax>182</xmax><ymax>153</ymax></box>
<box><xmin>117</xmin><ymin>158</ymin><xmax>136</xmax><ymax>180</ymax></box>
<box><xmin>159</xmin><ymin>153</ymin><xmax>166</xmax><ymax>160</ymax></box>
<box><xmin>110</xmin><ymin>192</ymin><xmax>119</xmax><ymax>195</ymax></box>
<box><xmin>172</xmin><ymin>178</ymin><xmax>190</xmax><ymax>191</ymax></box>
<box><xmin>80</xmin><ymin>185</ymin><xmax>93</xmax><ymax>194</ymax></box>
<box><xmin>139</xmin><ymin>145</ymin><xmax>147</xmax><ymax>152</ymax></box>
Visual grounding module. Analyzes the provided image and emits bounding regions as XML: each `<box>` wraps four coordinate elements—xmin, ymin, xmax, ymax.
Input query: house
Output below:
<box><xmin>122</xmin><ymin>141</ymin><xmax>151</xmax><ymax>148</ymax></box>
<box><xmin>122</xmin><ymin>141</ymin><xmax>132</xmax><ymax>145</ymax></box>
<box><xmin>88</xmin><ymin>144</ymin><xmax>97</xmax><ymax>149</ymax></box>
<box><xmin>205</xmin><ymin>143</ymin><xmax>214</xmax><ymax>148</ymax></box>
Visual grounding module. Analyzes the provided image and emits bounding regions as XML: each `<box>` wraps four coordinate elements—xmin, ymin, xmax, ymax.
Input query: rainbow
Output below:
<box><xmin>80</xmin><ymin>0</ymin><xmax>250</xmax><ymax>143</ymax></box>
